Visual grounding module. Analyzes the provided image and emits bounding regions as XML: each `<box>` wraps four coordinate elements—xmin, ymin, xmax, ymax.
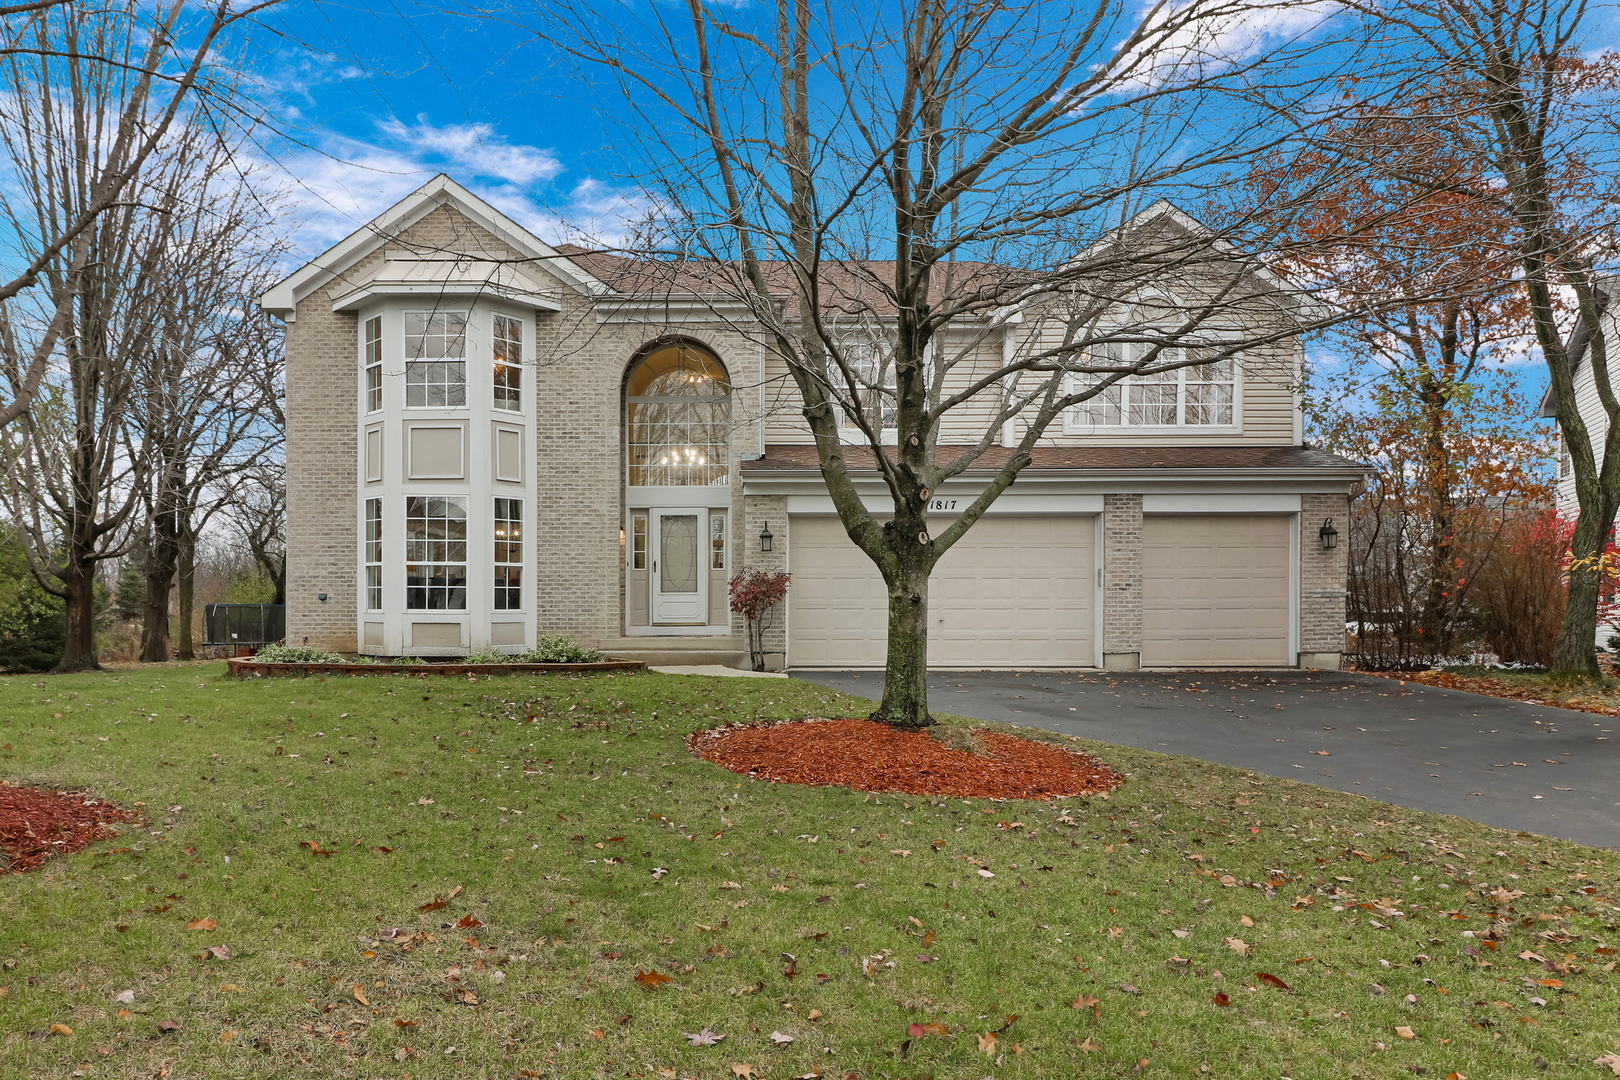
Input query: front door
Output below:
<box><xmin>652</xmin><ymin>510</ymin><xmax>705</xmax><ymax>624</ymax></box>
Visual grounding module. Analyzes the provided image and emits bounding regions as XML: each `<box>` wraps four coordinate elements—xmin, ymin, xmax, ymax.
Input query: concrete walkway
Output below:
<box><xmin>793</xmin><ymin>668</ymin><xmax>1620</xmax><ymax>849</ymax></box>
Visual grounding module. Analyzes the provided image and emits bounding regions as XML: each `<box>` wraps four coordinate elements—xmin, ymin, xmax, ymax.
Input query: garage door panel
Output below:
<box><xmin>788</xmin><ymin>515</ymin><xmax>1094</xmax><ymax>668</ymax></box>
<box><xmin>1142</xmin><ymin>514</ymin><xmax>1290</xmax><ymax>667</ymax></box>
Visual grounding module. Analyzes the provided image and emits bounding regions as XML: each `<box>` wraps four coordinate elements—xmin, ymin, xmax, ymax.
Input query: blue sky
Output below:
<box><xmin>248</xmin><ymin>2</ymin><xmax>643</xmax><ymax>255</ymax></box>
<box><xmin>242</xmin><ymin>1</ymin><xmax>1580</xmax><ymax>421</ymax></box>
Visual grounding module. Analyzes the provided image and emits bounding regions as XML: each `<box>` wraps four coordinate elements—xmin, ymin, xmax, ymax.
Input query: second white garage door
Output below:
<box><xmin>787</xmin><ymin>515</ymin><xmax>1095</xmax><ymax>668</ymax></box>
<box><xmin>1141</xmin><ymin>514</ymin><xmax>1291</xmax><ymax>667</ymax></box>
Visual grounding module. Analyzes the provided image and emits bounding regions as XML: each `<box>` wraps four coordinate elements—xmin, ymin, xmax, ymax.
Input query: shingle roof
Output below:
<box><xmin>741</xmin><ymin>443</ymin><xmax>1365</xmax><ymax>473</ymax></box>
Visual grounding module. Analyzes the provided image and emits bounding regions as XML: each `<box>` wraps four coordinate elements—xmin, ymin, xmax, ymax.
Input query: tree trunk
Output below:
<box><xmin>54</xmin><ymin>560</ymin><xmax>100</xmax><ymax>672</ymax></box>
<box><xmin>871</xmin><ymin>549</ymin><xmax>933</xmax><ymax>730</ymax></box>
<box><xmin>175</xmin><ymin>533</ymin><xmax>195</xmax><ymax>660</ymax></box>
<box><xmin>1552</xmin><ymin>502</ymin><xmax>1613</xmax><ymax>677</ymax></box>
<box><xmin>140</xmin><ymin>516</ymin><xmax>179</xmax><ymax>662</ymax></box>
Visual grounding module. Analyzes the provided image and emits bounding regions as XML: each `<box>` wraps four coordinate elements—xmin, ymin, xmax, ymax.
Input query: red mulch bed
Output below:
<box><xmin>0</xmin><ymin>782</ymin><xmax>139</xmax><ymax>874</ymax></box>
<box><xmin>688</xmin><ymin>719</ymin><xmax>1123</xmax><ymax>800</ymax></box>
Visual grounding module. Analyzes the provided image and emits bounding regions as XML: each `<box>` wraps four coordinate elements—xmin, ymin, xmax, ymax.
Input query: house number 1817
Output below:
<box><xmin>929</xmin><ymin>499</ymin><xmax>958</xmax><ymax>511</ymax></box>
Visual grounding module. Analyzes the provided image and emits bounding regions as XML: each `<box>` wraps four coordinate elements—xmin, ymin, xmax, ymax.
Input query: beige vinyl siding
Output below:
<box><xmin>760</xmin><ymin>330</ymin><xmax>1302</xmax><ymax>447</ymax></box>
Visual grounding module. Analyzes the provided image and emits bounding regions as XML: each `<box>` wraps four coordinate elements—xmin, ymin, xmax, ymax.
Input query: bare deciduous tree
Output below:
<box><xmin>130</xmin><ymin>144</ymin><xmax>285</xmax><ymax>662</ymax></box>
<box><xmin>0</xmin><ymin>0</ymin><xmax>283</xmax><ymax>428</ymax></box>
<box><xmin>508</xmin><ymin>0</ymin><xmax>1377</xmax><ymax>725</ymax></box>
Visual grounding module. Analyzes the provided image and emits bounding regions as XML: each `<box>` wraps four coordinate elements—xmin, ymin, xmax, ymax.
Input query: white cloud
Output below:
<box><xmin>259</xmin><ymin>116</ymin><xmax>649</xmax><ymax>260</ymax></box>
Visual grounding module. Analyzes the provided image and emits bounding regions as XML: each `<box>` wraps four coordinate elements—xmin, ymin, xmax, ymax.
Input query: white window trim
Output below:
<box><xmin>1063</xmin><ymin>345</ymin><xmax>1243</xmax><ymax>435</ymax></box>
<box><xmin>493</xmin><ymin>496</ymin><xmax>524</xmax><ymax>614</ymax></box>
<box><xmin>492</xmin><ymin>313</ymin><xmax>524</xmax><ymax>415</ymax></box>
<box><xmin>403</xmin><ymin>309</ymin><xmax>470</xmax><ymax>410</ymax></box>
<box><xmin>404</xmin><ymin>494</ymin><xmax>470</xmax><ymax>612</ymax></box>
<box><xmin>836</xmin><ymin>340</ymin><xmax>900</xmax><ymax>445</ymax></box>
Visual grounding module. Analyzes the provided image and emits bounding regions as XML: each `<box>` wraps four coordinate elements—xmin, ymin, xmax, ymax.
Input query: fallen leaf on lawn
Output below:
<box><xmin>1518</xmin><ymin>950</ymin><xmax>1547</xmax><ymax>962</ymax></box>
<box><xmin>206</xmin><ymin>945</ymin><xmax>231</xmax><ymax>960</ymax></box>
<box><xmin>659</xmin><ymin>1069</ymin><xmax>677</xmax><ymax>1079</ymax></box>
<box><xmin>1118</xmin><ymin>983</ymin><xmax>1141</xmax><ymax>994</ymax></box>
<box><xmin>908</xmin><ymin>1022</ymin><xmax>949</xmax><ymax>1037</ymax></box>
<box><xmin>185</xmin><ymin>918</ymin><xmax>217</xmax><ymax>931</ymax></box>
<box><xmin>1078</xmin><ymin>1037</ymin><xmax>1102</xmax><ymax>1052</ymax></box>
<box><xmin>977</xmin><ymin>869</ymin><xmax>994</xmax><ymax>878</ymax></box>
<box><xmin>1311</xmin><ymin>750</ymin><xmax>1331</xmax><ymax>756</ymax></box>
<box><xmin>1592</xmin><ymin>1052</ymin><xmax>1620</xmax><ymax>1076</ymax></box>
<box><xmin>977</xmin><ymin>1031</ymin><xmax>998</xmax><ymax>1054</ymax></box>
<box><xmin>1256</xmin><ymin>973</ymin><xmax>1290</xmax><ymax>990</ymax></box>
<box><xmin>589</xmin><ymin>1028</ymin><xmax>605</xmax><ymax>1040</ymax></box>
<box><xmin>115</xmin><ymin>990</ymin><xmax>134</xmax><ymax>1004</ymax></box>
<box><xmin>50</xmin><ymin>1023</ymin><xmax>72</xmax><ymax>1036</ymax></box>
<box><xmin>731</xmin><ymin>1066</ymin><xmax>758</xmax><ymax>1079</ymax></box>
<box><xmin>217</xmin><ymin>984</ymin><xmax>241</xmax><ymax>993</ymax></box>
<box><xmin>1224</xmin><ymin>937</ymin><xmax>1251</xmax><ymax>956</ymax></box>
<box><xmin>456</xmin><ymin>914</ymin><xmax>482</xmax><ymax>929</ymax></box>
<box><xmin>636</xmin><ymin>969</ymin><xmax>673</xmax><ymax>988</ymax></box>
<box><xmin>1212</xmin><ymin>993</ymin><xmax>1231</xmax><ymax>1007</ymax></box>
<box><xmin>352</xmin><ymin>985</ymin><xmax>370</xmax><ymax>1006</ymax></box>
<box><xmin>686</xmin><ymin>1028</ymin><xmax>725</xmax><ymax>1046</ymax></box>
<box><xmin>770</xmin><ymin>1031</ymin><xmax>794</xmax><ymax>1045</ymax></box>
<box><xmin>1446</xmin><ymin>1073</ymin><xmax>1468</xmax><ymax>1080</ymax></box>
<box><xmin>394</xmin><ymin>1019</ymin><xmax>417</xmax><ymax>1029</ymax></box>
<box><xmin>1108</xmin><ymin>925</ymin><xmax>1123</xmax><ymax>938</ymax></box>
<box><xmin>1171</xmin><ymin>928</ymin><xmax>1190</xmax><ymax>938</ymax></box>
<box><xmin>921</xmin><ymin>930</ymin><xmax>936</xmax><ymax>947</ymax></box>
<box><xmin>807</xmin><ymin>1010</ymin><xmax>822</xmax><ymax>1020</ymax></box>
<box><xmin>1240</xmin><ymin>915</ymin><xmax>1255</xmax><ymax>927</ymax></box>
<box><xmin>219</xmin><ymin>1029</ymin><xmax>235</xmax><ymax>1044</ymax></box>
<box><xmin>1395</xmin><ymin>1026</ymin><xmax>1416</xmax><ymax>1040</ymax></box>
<box><xmin>418</xmin><ymin>899</ymin><xmax>447</xmax><ymax>912</ymax></box>
<box><xmin>1071</xmin><ymin>994</ymin><xmax>1100</xmax><ymax>1017</ymax></box>
<box><xmin>720</xmin><ymin>881</ymin><xmax>742</xmax><ymax>890</ymax></box>
<box><xmin>1536</xmin><ymin>978</ymin><xmax>1563</xmax><ymax>988</ymax></box>
<box><xmin>156</xmin><ymin>1021</ymin><xmax>179</xmax><ymax>1033</ymax></box>
<box><xmin>456</xmin><ymin>989</ymin><xmax>479</xmax><ymax>1006</ymax></box>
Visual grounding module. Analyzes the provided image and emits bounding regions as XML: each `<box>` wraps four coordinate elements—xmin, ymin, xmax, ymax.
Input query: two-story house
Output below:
<box><xmin>259</xmin><ymin>175</ymin><xmax>1362</xmax><ymax>670</ymax></box>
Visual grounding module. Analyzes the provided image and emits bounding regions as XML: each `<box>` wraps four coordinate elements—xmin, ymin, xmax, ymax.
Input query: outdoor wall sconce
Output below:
<box><xmin>317</xmin><ymin>592</ymin><xmax>328</xmax><ymax>602</ymax></box>
<box><xmin>759</xmin><ymin>522</ymin><xmax>774</xmax><ymax>553</ymax></box>
<box><xmin>1318</xmin><ymin>518</ymin><xmax>1338</xmax><ymax>551</ymax></box>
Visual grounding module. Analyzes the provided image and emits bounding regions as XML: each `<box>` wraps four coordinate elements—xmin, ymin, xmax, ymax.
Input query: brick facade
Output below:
<box><xmin>1102</xmin><ymin>493</ymin><xmax>1144</xmax><ymax>666</ymax></box>
<box><xmin>1298</xmin><ymin>491</ymin><xmax>1350</xmax><ymax>664</ymax></box>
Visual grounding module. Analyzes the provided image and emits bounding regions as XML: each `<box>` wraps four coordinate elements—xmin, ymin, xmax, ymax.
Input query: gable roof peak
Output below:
<box><xmin>259</xmin><ymin>173</ymin><xmax>606</xmax><ymax>319</ymax></box>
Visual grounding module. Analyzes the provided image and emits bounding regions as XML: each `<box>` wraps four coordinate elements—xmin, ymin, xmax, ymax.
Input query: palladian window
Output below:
<box><xmin>625</xmin><ymin>343</ymin><xmax>730</xmax><ymax>487</ymax></box>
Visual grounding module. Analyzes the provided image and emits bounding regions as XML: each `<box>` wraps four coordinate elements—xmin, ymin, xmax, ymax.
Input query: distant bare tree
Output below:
<box><xmin>510</xmin><ymin>0</ymin><xmax>1383</xmax><ymax>726</ymax></box>
<box><xmin>0</xmin><ymin>0</ymin><xmax>284</xmax><ymax>428</ymax></box>
<box><xmin>0</xmin><ymin>106</ymin><xmax>275</xmax><ymax>671</ymax></box>
<box><xmin>226</xmin><ymin>463</ymin><xmax>286</xmax><ymax>608</ymax></box>
<box><xmin>130</xmin><ymin>141</ymin><xmax>285</xmax><ymax>662</ymax></box>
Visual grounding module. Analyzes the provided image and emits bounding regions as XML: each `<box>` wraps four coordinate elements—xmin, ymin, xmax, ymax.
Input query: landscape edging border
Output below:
<box><xmin>225</xmin><ymin>658</ymin><xmax>645</xmax><ymax>678</ymax></box>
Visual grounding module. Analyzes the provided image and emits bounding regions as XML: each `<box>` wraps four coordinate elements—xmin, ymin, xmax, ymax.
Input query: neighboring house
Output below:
<box><xmin>259</xmin><ymin>175</ymin><xmax>1362</xmax><ymax>670</ymax></box>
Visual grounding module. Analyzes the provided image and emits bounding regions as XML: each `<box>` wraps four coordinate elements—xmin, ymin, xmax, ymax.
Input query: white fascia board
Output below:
<box><xmin>331</xmin><ymin>282</ymin><xmax>563</xmax><ymax>313</ymax></box>
<box><xmin>741</xmin><ymin>466</ymin><xmax>1366</xmax><ymax>498</ymax></box>
<box><xmin>259</xmin><ymin>174</ymin><xmax>604</xmax><ymax>321</ymax></box>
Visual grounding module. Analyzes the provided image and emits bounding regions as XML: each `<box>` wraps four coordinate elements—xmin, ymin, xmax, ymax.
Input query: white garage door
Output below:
<box><xmin>1141</xmin><ymin>514</ymin><xmax>1291</xmax><ymax>667</ymax></box>
<box><xmin>787</xmin><ymin>515</ymin><xmax>1094</xmax><ymax>668</ymax></box>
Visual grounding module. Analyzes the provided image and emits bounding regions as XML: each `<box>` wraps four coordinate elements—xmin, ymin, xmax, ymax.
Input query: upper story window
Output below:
<box><xmin>493</xmin><ymin>315</ymin><xmax>522</xmax><ymax>412</ymax></box>
<box><xmin>363</xmin><ymin>317</ymin><xmax>383</xmax><ymax>413</ymax></box>
<box><xmin>626</xmin><ymin>343</ymin><xmax>730</xmax><ymax>487</ymax></box>
<box><xmin>837</xmin><ymin>342</ymin><xmax>897</xmax><ymax>441</ymax></box>
<box><xmin>405</xmin><ymin>311</ymin><xmax>468</xmax><ymax>408</ymax></box>
<box><xmin>1067</xmin><ymin>344</ymin><xmax>1236</xmax><ymax>430</ymax></box>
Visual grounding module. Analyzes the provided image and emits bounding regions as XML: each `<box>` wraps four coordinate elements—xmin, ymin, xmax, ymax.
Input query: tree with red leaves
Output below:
<box><xmin>729</xmin><ymin>570</ymin><xmax>790</xmax><ymax>672</ymax></box>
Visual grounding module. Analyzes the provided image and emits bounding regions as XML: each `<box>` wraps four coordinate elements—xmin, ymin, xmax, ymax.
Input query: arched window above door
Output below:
<box><xmin>625</xmin><ymin>342</ymin><xmax>731</xmax><ymax>487</ymax></box>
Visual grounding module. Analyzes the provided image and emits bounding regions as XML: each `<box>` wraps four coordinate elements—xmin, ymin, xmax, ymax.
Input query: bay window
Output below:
<box><xmin>493</xmin><ymin>315</ymin><xmax>522</xmax><ymax>412</ymax></box>
<box><xmin>405</xmin><ymin>311</ymin><xmax>468</xmax><ymax>407</ymax></box>
<box><xmin>405</xmin><ymin>496</ymin><xmax>467</xmax><ymax>610</ymax></box>
<box><xmin>494</xmin><ymin>497</ymin><xmax>522</xmax><ymax>610</ymax></box>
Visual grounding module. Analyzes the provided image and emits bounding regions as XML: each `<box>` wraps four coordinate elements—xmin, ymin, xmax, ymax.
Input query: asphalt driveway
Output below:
<box><xmin>792</xmin><ymin>668</ymin><xmax>1620</xmax><ymax>849</ymax></box>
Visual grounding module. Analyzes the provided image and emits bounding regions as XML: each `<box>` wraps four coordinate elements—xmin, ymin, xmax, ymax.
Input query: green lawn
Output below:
<box><xmin>1</xmin><ymin>666</ymin><xmax>1616</xmax><ymax>1080</ymax></box>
